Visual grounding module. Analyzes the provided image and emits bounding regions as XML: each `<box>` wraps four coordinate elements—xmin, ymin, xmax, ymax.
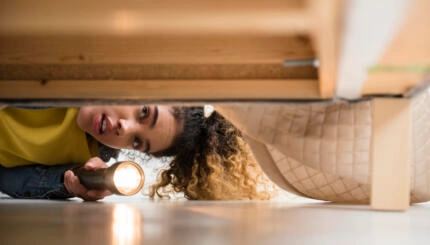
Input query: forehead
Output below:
<box><xmin>144</xmin><ymin>105</ymin><xmax>183</xmax><ymax>153</ymax></box>
<box><xmin>154</xmin><ymin>106</ymin><xmax>180</xmax><ymax>135</ymax></box>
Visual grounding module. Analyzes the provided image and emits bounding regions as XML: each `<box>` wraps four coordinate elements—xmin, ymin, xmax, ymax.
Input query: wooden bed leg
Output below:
<box><xmin>371</xmin><ymin>98</ymin><xmax>411</xmax><ymax>211</ymax></box>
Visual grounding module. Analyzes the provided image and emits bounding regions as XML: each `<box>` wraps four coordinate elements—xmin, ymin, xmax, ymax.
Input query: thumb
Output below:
<box><xmin>84</xmin><ymin>157</ymin><xmax>108</xmax><ymax>170</ymax></box>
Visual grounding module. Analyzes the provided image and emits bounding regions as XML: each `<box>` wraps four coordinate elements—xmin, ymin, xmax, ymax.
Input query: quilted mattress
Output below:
<box><xmin>215</xmin><ymin>91</ymin><xmax>430</xmax><ymax>203</ymax></box>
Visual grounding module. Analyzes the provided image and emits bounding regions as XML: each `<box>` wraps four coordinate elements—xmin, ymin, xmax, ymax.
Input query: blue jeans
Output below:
<box><xmin>0</xmin><ymin>164</ymin><xmax>77</xmax><ymax>199</ymax></box>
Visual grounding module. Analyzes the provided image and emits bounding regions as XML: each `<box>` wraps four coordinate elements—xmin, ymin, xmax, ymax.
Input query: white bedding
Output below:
<box><xmin>216</xmin><ymin>91</ymin><xmax>430</xmax><ymax>203</ymax></box>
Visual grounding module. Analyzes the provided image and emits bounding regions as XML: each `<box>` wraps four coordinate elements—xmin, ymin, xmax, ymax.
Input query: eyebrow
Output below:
<box><xmin>150</xmin><ymin>106</ymin><xmax>159</xmax><ymax>129</ymax></box>
<box><xmin>144</xmin><ymin>106</ymin><xmax>158</xmax><ymax>153</ymax></box>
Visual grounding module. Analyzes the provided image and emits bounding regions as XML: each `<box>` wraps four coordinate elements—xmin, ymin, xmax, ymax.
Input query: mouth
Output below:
<box><xmin>99</xmin><ymin>114</ymin><xmax>107</xmax><ymax>134</ymax></box>
<box><xmin>94</xmin><ymin>113</ymin><xmax>108</xmax><ymax>135</ymax></box>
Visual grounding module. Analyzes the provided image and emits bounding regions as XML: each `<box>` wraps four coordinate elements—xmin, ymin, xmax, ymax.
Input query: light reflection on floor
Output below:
<box><xmin>0</xmin><ymin>196</ymin><xmax>429</xmax><ymax>245</ymax></box>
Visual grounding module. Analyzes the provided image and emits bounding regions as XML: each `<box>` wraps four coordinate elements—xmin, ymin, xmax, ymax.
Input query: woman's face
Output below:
<box><xmin>77</xmin><ymin>105</ymin><xmax>182</xmax><ymax>154</ymax></box>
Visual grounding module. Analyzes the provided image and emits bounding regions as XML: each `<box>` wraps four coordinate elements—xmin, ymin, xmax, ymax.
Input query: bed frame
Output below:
<box><xmin>1</xmin><ymin>0</ymin><xmax>429</xmax><ymax>211</ymax></box>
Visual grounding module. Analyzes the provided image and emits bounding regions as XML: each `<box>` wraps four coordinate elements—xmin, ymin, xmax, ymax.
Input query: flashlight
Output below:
<box><xmin>73</xmin><ymin>161</ymin><xmax>145</xmax><ymax>196</ymax></box>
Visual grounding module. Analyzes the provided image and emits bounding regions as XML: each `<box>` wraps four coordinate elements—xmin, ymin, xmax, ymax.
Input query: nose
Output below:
<box><xmin>117</xmin><ymin>118</ymin><xmax>135</xmax><ymax>136</ymax></box>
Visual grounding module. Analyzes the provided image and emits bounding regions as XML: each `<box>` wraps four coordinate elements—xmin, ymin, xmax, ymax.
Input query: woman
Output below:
<box><xmin>0</xmin><ymin>105</ymin><xmax>270</xmax><ymax>201</ymax></box>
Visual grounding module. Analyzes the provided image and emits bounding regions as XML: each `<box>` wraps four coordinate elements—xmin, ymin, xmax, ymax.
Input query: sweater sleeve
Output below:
<box><xmin>0</xmin><ymin>164</ymin><xmax>78</xmax><ymax>199</ymax></box>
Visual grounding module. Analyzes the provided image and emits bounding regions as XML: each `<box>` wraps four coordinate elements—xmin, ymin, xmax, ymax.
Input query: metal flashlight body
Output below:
<box><xmin>73</xmin><ymin>161</ymin><xmax>145</xmax><ymax>196</ymax></box>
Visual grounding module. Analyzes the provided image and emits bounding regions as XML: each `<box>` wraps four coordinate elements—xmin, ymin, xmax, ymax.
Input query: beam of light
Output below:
<box><xmin>111</xmin><ymin>204</ymin><xmax>142</xmax><ymax>245</ymax></box>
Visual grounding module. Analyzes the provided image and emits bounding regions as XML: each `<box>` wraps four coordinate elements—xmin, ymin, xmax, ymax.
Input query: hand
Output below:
<box><xmin>64</xmin><ymin>157</ymin><xmax>113</xmax><ymax>201</ymax></box>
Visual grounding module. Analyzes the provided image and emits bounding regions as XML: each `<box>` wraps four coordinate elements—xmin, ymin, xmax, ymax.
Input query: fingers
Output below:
<box><xmin>85</xmin><ymin>189</ymin><xmax>113</xmax><ymax>201</ymax></box>
<box><xmin>64</xmin><ymin>170</ymin><xmax>86</xmax><ymax>197</ymax></box>
<box><xmin>63</xmin><ymin>170</ymin><xmax>112</xmax><ymax>201</ymax></box>
<box><xmin>63</xmin><ymin>157</ymin><xmax>111</xmax><ymax>201</ymax></box>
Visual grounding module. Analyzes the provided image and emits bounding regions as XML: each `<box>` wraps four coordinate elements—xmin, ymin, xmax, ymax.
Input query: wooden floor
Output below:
<box><xmin>0</xmin><ymin>196</ymin><xmax>429</xmax><ymax>245</ymax></box>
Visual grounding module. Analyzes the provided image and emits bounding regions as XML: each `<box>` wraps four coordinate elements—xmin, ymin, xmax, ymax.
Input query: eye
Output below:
<box><xmin>132</xmin><ymin>137</ymin><xmax>142</xmax><ymax>150</ymax></box>
<box><xmin>139</xmin><ymin>106</ymin><xmax>150</xmax><ymax>122</ymax></box>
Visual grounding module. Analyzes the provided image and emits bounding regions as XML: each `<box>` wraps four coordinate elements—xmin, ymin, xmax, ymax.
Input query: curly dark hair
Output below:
<box><xmin>149</xmin><ymin>107</ymin><xmax>271</xmax><ymax>200</ymax></box>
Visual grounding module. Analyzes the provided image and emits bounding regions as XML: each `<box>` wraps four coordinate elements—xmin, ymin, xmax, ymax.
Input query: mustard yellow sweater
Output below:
<box><xmin>0</xmin><ymin>107</ymin><xmax>98</xmax><ymax>167</ymax></box>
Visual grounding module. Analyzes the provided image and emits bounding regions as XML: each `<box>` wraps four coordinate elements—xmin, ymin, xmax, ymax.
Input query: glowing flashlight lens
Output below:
<box><xmin>113</xmin><ymin>163</ymin><xmax>144</xmax><ymax>195</ymax></box>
